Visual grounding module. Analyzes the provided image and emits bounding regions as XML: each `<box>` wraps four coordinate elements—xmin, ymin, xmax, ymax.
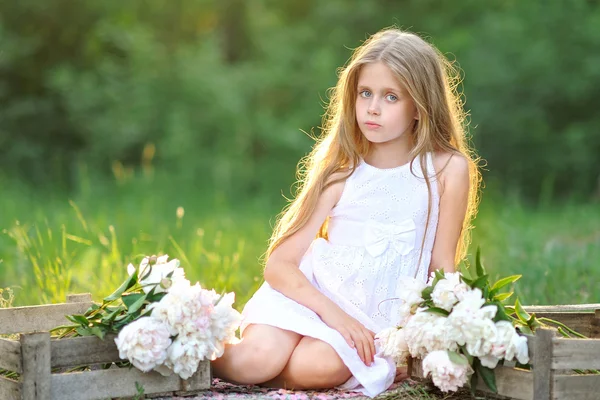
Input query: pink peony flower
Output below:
<box><xmin>422</xmin><ymin>350</ymin><xmax>472</xmax><ymax>392</ymax></box>
<box><xmin>114</xmin><ymin>317</ymin><xmax>172</xmax><ymax>372</ymax></box>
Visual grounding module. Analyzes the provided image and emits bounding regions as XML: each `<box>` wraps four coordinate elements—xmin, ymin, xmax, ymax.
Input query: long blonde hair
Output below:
<box><xmin>266</xmin><ymin>28</ymin><xmax>481</xmax><ymax>266</ymax></box>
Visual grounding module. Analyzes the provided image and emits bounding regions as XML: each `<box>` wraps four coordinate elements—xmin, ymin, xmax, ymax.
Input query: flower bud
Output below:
<box><xmin>160</xmin><ymin>278</ymin><xmax>172</xmax><ymax>290</ymax></box>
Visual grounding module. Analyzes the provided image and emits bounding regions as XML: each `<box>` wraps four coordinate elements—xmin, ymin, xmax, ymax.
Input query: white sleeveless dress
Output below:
<box><xmin>241</xmin><ymin>153</ymin><xmax>440</xmax><ymax>398</ymax></box>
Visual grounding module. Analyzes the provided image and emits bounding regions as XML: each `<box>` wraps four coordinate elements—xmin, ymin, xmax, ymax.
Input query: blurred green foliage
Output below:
<box><xmin>1</xmin><ymin>0</ymin><xmax>599</xmax><ymax>200</ymax></box>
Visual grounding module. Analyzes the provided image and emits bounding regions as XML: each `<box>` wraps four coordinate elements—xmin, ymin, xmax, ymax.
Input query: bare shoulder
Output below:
<box><xmin>432</xmin><ymin>151</ymin><xmax>469</xmax><ymax>196</ymax></box>
<box><xmin>323</xmin><ymin>169</ymin><xmax>350</xmax><ymax>204</ymax></box>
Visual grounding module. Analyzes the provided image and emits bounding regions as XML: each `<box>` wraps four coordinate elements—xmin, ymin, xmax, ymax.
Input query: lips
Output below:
<box><xmin>365</xmin><ymin>121</ymin><xmax>381</xmax><ymax>129</ymax></box>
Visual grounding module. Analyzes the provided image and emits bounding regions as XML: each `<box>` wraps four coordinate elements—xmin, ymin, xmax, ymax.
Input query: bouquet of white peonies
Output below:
<box><xmin>376</xmin><ymin>249</ymin><xmax>536</xmax><ymax>393</ymax></box>
<box><xmin>57</xmin><ymin>255</ymin><xmax>242</xmax><ymax>380</ymax></box>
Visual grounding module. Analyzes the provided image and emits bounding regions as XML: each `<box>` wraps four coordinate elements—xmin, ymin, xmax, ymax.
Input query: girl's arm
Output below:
<box><xmin>264</xmin><ymin>173</ymin><xmax>376</xmax><ymax>366</ymax></box>
<box><xmin>429</xmin><ymin>152</ymin><xmax>470</xmax><ymax>274</ymax></box>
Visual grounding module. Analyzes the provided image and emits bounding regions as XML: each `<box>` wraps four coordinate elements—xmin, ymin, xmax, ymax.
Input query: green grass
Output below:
<box><xmin>1</xmin><ymin>169</ymin><xmax>599</xmax><ymax>309</ymax></box>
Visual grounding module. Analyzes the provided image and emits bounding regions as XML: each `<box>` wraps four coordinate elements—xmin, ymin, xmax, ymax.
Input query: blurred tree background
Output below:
<box><xmin>2</xmin><ymin>0</ymin><xmax>599</xmax><ymax>201</ymax></box>
<box><xmin>1</xmin><ymin>0</ymin><xmax>600</xmax><ymax>306</ymax></box>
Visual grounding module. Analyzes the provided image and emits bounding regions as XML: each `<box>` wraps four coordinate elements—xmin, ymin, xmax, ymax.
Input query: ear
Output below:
<box><xmin>414</xmin><ymin>111</ymin><xmax>420</xmax><ymax>120</ymax></box>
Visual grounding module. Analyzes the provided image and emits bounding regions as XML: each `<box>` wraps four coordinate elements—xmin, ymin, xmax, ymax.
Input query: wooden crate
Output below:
<box><xmin>409</xmin><ymin>304</ymin><xmax>600</xmax><ymax>400</ymax></box>
<box><xmin>0</xmin><ymin>293</ymin><xmax>211</xmax><ymax>400</ymax></box>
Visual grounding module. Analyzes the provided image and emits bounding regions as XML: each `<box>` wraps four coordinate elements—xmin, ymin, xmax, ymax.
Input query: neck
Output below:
<box><xmin>364</xmin><ymin>133</ymin><xmax>415</xmax><ymax>169</ymax></box>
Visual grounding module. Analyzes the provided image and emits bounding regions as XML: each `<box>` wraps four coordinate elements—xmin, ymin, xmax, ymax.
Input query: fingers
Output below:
<box><xmin>341</xmin><ymin>331</ymin><xmax>355</xmax><ymax>349</ymax></box>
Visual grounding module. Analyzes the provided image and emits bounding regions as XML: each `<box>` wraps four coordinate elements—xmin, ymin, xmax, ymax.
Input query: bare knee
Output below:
<box><xmin>277</xmin><ymin>338</ymin><xmax>352</xmax><ymax>390</ymax></box>
<box><xmin>212</xmin><ymin>324</ymin><xmax>301</xmax><ymax>384</ymax></box>
<box><xmin>309</xmin><ymin>356</ymin><xmax>352</xmax><ymax>388</ymax></box>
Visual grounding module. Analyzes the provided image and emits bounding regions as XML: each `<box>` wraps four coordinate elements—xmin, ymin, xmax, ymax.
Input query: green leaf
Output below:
<box><xmin>448</xmin><ymin>350</ymin><xmax>468</xmax><ymax>365</ymax></box>
<box><xmin>515</xmin><ymin>298</ymin><xmax>531</xmax><ymax>323</ymax></box>
<box><xmin>104</xmin><ymin>272</ymin><xmax>137</xmax><ymax>302</ymax></box>
<box><xmin>147</xmin><ymin>292</ymin><xmax>167</xmax><ymax>303</ymax></box>
<box><xmin>75</xmin><ymin>326</ymin><xmax>92</xmax><ymax>336</ymax></box>
<box><xmin>475</xmin><ymin>247</ymin><xmax>486</xmax><ymax>278</ymax></box>
<box><xmin>475</xmin><ymin>360</ymin><xmax>498</xmax><ymax>393</ymax></box>
<box><xmin>526</xmin><ymin>313</ymin><xmax>542</xmax><ymax>331</ymax></box>
<box><xmin>67</xmin><ymin>314</ymin><xmax>90</xmax><ymax>326</ymax></box>
<box><xmin>472</xmin><ymin>274</ymin><xmax>489</xmax><ymax>291</ymax></box>
<box><xmin>461</xmin><ymin>275</ymin><xmax>474</xmax><ymax>286</ymax></box>
<box><xmin>101</xmin><ymin>306</ymin><xmax>126</xmax><ymax>324</ymax></box>
<box><xmin>494</xmin><ymin>292</ymin><xmax>514</xmax><ymax>302</ymax></box>
<box><xmin>492</xmin><ymin>301</ymin><xmax>512</xmax><ymax>322</ymax></box>
<box><xmin>122</xmin><ymin>293</ymin><xmax>145</xmax><ymax>310</ymax></box>
<box><xmin>469</xmin><ymin>371</ymin><xmax>479</xmax><ymax>395</ymax></box>
<box><xmin>490</xmin><ymin>275</ymin><xmax>522</xmax><ymax>294</ymax></box>
<box><xmin>518</xmin><ymin>325</ymin><xmax>533</xmax><ymax>335</ymax></box>
<box><xmin>421</xmin><ymin>286</ymin><xmax>433</xmax><ymax>301</ymax></box>
<box><xmin>126</xmin><ymin>293</ymin><xmax>148</xmax><ymax>314</ymax></box>
<box><xmin>89</xmin><ymin>326</ymin><xmax>106</xmax><ymax>340</ymax></box>
<box><xmin>425</xmin><ymin>307</ymin><xmax>450</xmax><ymax>317</ymax></box>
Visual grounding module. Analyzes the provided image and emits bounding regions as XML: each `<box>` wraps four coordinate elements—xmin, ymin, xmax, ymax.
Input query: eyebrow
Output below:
<box><xmin>357</xmin><ymin>84</ymin><xmax>403</xmax><ymax>93</ymax></box>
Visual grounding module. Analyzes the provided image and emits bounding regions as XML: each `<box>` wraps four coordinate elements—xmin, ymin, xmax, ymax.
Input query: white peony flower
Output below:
<box><xmin>396</xmin><ymin>277</ymin><xmax>427</xmax><ymax>327</ymax></box>
<box><xmin>403</xmin><ymin>311</ymin><xmax>458</xmax><ymax>358</ymax></box>
<box><xmin>506</xmin><ymin>330</ymin><xmax>529</xmax><ymax>365</ymax></box>
<box><xmin>163</xmin><ymin>336</ymin><xmax>211</xmax><ymax>379</ymax></box>
<box><xmin>127</xmin><ymin>254</ymin><xmax>187</xmax><ymax>294</ymax></box>
<box><xmin>375</xmin><ymin>327</ymin><xmax>410</xmax><ymax>365</ymax></box>
<box><xmin>446</xmin><ymin>288</ymin><xmax>498</xmax><ymax>354</ymax></box>
<box><xmin>209</xmin><ymin>291</ymin><xmax>243</xmax><ymax>358</ymax></box>
<box><xmin>431</xmin><ymin>272</ymin><xmax>470</xmax><ymax>311</ymax></box>
<box><xmin>114</xmin><ymin>317</ymin><xmax>172</xmax><ymax>372</ymax></box>
<box><xmin>149</xmin><ymin>280</ymin><xmax>215</xmax><ymax>338</ymax></box>
<box><xmin>422</xmin><ymin>350</ymin><xmax>472</xmax><ymax>392</ymax></box>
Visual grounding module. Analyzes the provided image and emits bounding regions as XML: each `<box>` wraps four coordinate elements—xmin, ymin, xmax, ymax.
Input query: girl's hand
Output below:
<box><xmin>394</xmin><ymin>365</ymin><xmax>409</xmax><ymax>382</ymax></box>
<box><xmin>319</xmin><ymin>305</ymin><xmax>376</xmax><ymax>366</ymax></box>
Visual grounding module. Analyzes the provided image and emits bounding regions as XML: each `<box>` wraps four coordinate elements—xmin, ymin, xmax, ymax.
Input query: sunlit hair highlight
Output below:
<box><xmin>266</xmin><ymin>28</ymin><xmax>482</xmax><ymax>267</ymax></box>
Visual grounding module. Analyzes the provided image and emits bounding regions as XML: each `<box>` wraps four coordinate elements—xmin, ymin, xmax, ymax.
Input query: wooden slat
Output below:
<box><xmin>533</xmin><ymin>328</ymin><xmax>555</xmax><ymax>399</ymax></box>
<box><xmin>531</xmin><ymin>312</ymin><xmax>594</xmax><ymax>337</ymax></box>
<box><xmin>50</xmin><ymin>361</ymin><xmax>211</xmax><ymax>400</ymax></box>
<box><xmin>0</xmin><ymin>337</ymin><xmax>21</xmax><ymax>373</ymax></box>
<box><xmin>524</xmin><ymin>304</ymin><xmax>600</xmax><ymax>313</ymax></box>
<box><xmin>0</xmin><ymin>301</ymin><xmax>93</xmax><ymax>335</ymax></box>
<box><xmin>476</xmin><ymin>366</ymin><xmax>533</xmax><ymax>400</ymax></box>
<box><xmin>177</xmin><ymin>360</ymin><xmax>211</xmax><ymax>394</ymax></box>
<box><xmin>0</xmin><ymin>375</ymin><xmax>21</xmax><ymax>400</ymax></box>
<box><xmin>21</xmin><ymin>332</ymin><xmax>51</xmax><ymax>400</ymax></box>
<box><xmin>552</xmin><ymin>338</ymin><xmax>600</xmax><ymax>370</ymax></box>
<box><xmin>591</xmin><ymin>310</ymin><xmax>600</xmax><ymax>339</ymax></box>
<box><xmin>553</xmin><ymin>374</ymin><xmax>600</xmax><ymax>400</ymax></box>
<box><xmin>50</xmin><ymin>335</ymin><xmax>120</xmax><ymax>368</ymax></box>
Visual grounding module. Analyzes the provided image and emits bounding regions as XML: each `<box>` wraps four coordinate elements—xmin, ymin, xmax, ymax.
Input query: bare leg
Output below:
<box><xmin>211</xmin><ymin>324</ymin><xmax>303</xmax><ymax>385</ymax></box>
<box><xmin>262</xmin><ymin>336</ymin><xmax>352</xmax><ymax>390</ymax></box>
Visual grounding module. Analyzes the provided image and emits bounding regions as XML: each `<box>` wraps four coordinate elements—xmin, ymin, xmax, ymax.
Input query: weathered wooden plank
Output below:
<box><xmin>591</xmin><ymin>310</ymin><xmax>600</xmax><ymax>339</ymax></box>
<box><xmin>50</xmin><ymin>361</ymin><xmax>210</xmax><ymax>400</ymax></box>
<box><xmin>50</xmin><ymin>334</ymin><xmax>120</xmax><ymax>368</ymax></box>
<box><xmin>0</xmin><ymin>337</ymin><xmax>21</xmax><ymax>373</ymax></box>
<box><xmin>552</xmin><ymin>338</ymin><xmax>600</xmax><ymax>370</ymax></box>
<box><xmin>177</xmin><ymin>360</ymin><xmax>211</xmax><ymax>393</ymax></box>
<box><xmin>21</xmin><ymin>332</ymin><xmax>51</xmax><ymax>400</ymax></box>
<box><xmin>533</xmin><ymin>328</ymin><xmax>555</xmax><ymax>399</ymax></box>
<box><xmin>476</xmin><ymin>366</ymin><xmax>533</xmax><ymax>400</ymax></box>
<box><xmin>524</xmin><ymin>304</ymin><xmax>600</xmax><ymax>313</ymax></box>
<box><xmin>0</xmin><ymin>375</ymin><xmax>21</xmax><ymax>400</ymax></box>
<box><xmin>553</xmin><ymin>374</ymin><xmax>600</xmax><ymax>400</ymax></box>
<box><xmin>530</xmin><ymin>312</ymin><xmax>594</xmax><ymax>337</ymax></box>
<box><xmin>0</xmin><ymin>301</ymin><xmax>93</xmax><ymax>335</ymax></box>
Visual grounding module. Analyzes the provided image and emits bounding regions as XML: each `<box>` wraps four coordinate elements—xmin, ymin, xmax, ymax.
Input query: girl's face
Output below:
<box><xmin>355</xmin><ymin>61</ymin><xmax>418</xmax><ymax>146</ymax></box>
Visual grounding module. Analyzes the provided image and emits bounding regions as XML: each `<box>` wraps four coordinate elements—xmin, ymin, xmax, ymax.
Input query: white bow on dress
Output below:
<box><xmin>363</xmin><ymin>218</ymin><xmax>416</xmax><ymax>258</ymax></box>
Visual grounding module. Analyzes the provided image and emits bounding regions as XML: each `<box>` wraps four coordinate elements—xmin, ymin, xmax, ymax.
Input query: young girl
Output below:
<box><xmin>212</xmin><ymin>28</ymin><xmax>480</xmax><ymax>398</ymax></box>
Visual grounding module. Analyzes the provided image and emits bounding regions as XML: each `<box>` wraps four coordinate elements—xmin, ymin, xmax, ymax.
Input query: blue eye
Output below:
<box><xmin>386</xmin><ymin>94</ymin><xmax>398</xmax><ymax>102</ymax></box>
<box><xmin>359</xmin><ymin>90</ymin><xmax>372</xmax><ymax>98</ymax></box>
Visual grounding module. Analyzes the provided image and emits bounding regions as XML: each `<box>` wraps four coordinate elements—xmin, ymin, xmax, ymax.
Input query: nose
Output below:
<box><xmin>367</xmin><ymin>98</ymin><xmax>380</xmax><ymax>116</ymax></box>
